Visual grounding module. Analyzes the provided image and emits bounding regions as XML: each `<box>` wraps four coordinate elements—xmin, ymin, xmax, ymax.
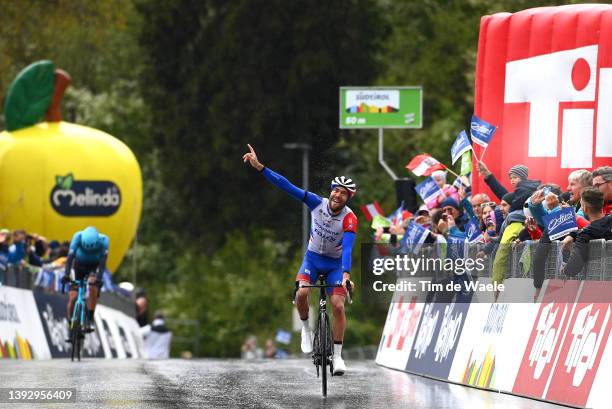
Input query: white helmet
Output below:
<box><xmin>330</xmin><ymin>176</ymin><xmax>357</xmax><ymax>197</ymax></box>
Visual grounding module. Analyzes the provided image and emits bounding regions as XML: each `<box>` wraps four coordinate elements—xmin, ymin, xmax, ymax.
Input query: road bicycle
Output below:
<box><xmin>63</xmin><ymin>278</ymin><xmax>94</xmax><ymax>361</ymax></box>
<box><xmin>293</xmin><ymin>275</ymin><xmax>352</xmax><ymax>397</ymax></box>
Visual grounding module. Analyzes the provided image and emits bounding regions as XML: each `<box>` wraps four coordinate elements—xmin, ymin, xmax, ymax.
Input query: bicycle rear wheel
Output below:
<box><xmin>320</xmin><ymin>311</ymin><xmax>328</xmax><ymax>397</ymax></box>
<box><xmin>70</xmin><ymin>304</ymin><xmax>81</xmax><ymax>362</ymax></box>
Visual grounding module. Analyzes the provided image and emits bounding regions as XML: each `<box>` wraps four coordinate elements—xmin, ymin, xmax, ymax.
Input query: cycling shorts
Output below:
<box><xmin>69</xmin><ymin>262</ymin><xmax>98</xmax><ymax>290</ymax></box>
<box><xmin>296</xmin><ymin>250</ymin><xmax>346</xmax><ymax>296</ymax></box>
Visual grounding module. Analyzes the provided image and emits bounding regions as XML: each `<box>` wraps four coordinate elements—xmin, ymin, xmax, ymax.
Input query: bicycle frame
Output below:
<box><xmin>70</xmin><ymin>279</ymin><xmax>87</xmax><ymax>330</ymax></box>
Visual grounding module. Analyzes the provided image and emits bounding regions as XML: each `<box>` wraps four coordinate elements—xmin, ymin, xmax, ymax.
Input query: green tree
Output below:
<box><xmin>136</xmin><ymin>0</ymin><xmax>389</xmax><ymax>249</ymax></box>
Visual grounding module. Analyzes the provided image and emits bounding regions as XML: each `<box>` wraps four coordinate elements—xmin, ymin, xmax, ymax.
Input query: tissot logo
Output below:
<box><xmin>50</xmin><ymin>173</ymin><xmax>121</xmax><ymax>217</ymax></box>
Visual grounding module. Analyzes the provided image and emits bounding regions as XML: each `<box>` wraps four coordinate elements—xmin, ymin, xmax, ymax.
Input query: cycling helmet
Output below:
<box><xmin>81</xmin><ymin>226</ymin><xmax>100</xmax><ymax>251</ymax></box>
<box><xmin>330</xmin><ymin>176</ymin><xmax>357</xmax><ymax>197</ymax></box>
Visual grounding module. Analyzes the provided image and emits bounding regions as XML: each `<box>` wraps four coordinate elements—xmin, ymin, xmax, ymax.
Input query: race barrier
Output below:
<box><xmin>376</xmin><ymin>241</ymin><xmax>612</xmax><ymax>409</ymax></box>
<box><xmin>0</xmin><ymin>286</ymin><xmax>144</xmax><ymax>359</ymax></box>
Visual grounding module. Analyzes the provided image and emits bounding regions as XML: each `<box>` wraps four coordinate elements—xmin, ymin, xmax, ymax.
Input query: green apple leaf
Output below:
<box><xmin>4</xmin><ymin>60</ymin><xmax>56</xmax><ymax>131</ymax></box>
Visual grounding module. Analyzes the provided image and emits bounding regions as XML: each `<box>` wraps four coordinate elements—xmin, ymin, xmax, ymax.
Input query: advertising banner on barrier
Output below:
<box><xmin>512</xmin><ymin>280</ymin><xmax>582</xmax><ymax>399</ymax></box>
<box><xmin>448</xmin><ymin>302</ymin><xmax>538</xmax><ymax>390</ymax></box>
<box><xmin>0</xmin><ymin>286</ymin><xmax>51</xmax><ymax>359</ymax></box>
<box><xmin>33</xmin><ymin>290</ymin><xmax>104</xmax><ymax>358</ymax></box>
<box><xmin>95</xmin><ymin>304</ymin><xmax>144</xmax><ymax>359</ymax></box>
<box><xmin>376</xmin><ymin>284</ymin><xmax>425</xmax><ymax>370</ymax></box>
<box><xmin>406</xmin><ymin>300</ymin><xmax>471</xmax><ymax>379</ymax></box>
<box><xmin>545</xmin><ymin>282</ymin><xmax>612</xmax><ymax>407</ymax></box>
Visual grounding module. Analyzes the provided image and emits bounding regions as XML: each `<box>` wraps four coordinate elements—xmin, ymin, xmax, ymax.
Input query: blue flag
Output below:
<box><xmin>400</xmin><ymin>221</ymin><xmax>430</xmax><ymax>254</ymax></box>
<box><xmin>447</xmin><ymin>234</ymin><xmax>467</xmax><ymax>260</ymax></box>
<box><xmin>415</xmin><ymin>177</ymin><xmax>444</xmax><ymax>208</ymax></box>
<box><xmin>470</xmin><ymin>114</ymin><xmax>497</xmax><ymax>148</ymax></box>
<box><xmin>543</xmin><ymin>208</ymin><xmax>578</xmax><ymax>240</ymax></box>
<box><xmin>451</xmin><ymin>130</ymin><xmax>472</xmax><ymax>164</ymax></box>
<box><xmin>465</xmin><ymin>217</ymin><xmax>484</xmax><ymax>243</ymax></box>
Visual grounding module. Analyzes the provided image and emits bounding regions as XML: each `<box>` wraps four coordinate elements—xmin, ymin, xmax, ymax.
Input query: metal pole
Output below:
<box><xmin>378</xmin><ymin>128</ymin><xmax>398</xmax><ymax>180</ymax></box>
<box><xmin>302</xmin><ymin>148</ymin><xmax>309</xmax><ymax>254</ymax></box>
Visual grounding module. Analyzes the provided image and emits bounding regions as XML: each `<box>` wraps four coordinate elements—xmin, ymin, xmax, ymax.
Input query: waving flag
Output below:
<box><xmin>470</xmin><ymin>114</ymin><xmax>497</xmax><ymax>148</ymax></box>
<box><xmin>451</xmin><ymin>130</ymin><xmax>472</xmax><ymax>164</ymax></box>
<box><xmin>415</xmin><ymin>177</ymin><xmax>444</xmax><ymax>208</ymax></box>
<box><xmin>460</xmin><ymin>150</ymin><xmax>472</xmax><ymax>175</ymax></box>
<box><xmin>388</xmin><ymin>201</ymin><xmax>412</xmax><ymax>226</ymax></box>
<box><xmin>543</xmin><ymin>207</ymin><xmax>578</xmax><ymax>240</ymax></box>
<box><xmin>405</xmin><ymin>153</ymin><xmax>445</xmax><ymax>176</ymax></box>
<box><xmin>360</xmin><ymin>201</ymin><xmax>384</xmax><ymax>222</ymax></box>
<box><xmin>400</xmin><ymin>221</ymin><xmax>430</xmax><ymax>254</ymax></box>
<box><xmin>465</xmin><ymin>217</ymin><xmax>484</xmax><ymax>243</ymax></box>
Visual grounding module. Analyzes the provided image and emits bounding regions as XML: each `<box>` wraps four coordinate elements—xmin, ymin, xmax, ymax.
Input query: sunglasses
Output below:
<box><xmin>480</xmin><ymin>201</ymin><xmax>496</xmax><ymax>209</ymax></box>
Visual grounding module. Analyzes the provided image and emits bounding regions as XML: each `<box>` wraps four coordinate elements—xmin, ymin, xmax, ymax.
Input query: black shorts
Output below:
<box><xmin>70</xmin><ymin>262</ymin><xmax>97</xmax><ymax>289</ymax></box>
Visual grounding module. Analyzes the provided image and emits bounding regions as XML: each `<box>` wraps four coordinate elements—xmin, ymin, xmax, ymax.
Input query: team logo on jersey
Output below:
<box><xmin>50</xmin><ymin>173</ymin><xmax>121</xmax><ymax>217</ymax></box>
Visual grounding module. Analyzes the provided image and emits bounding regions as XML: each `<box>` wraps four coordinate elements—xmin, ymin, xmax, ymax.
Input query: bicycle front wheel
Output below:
<box><xmin>320</xmin><ymin>311</ymin><xmax>328</xmax><ymax>397</ymax></box>
<box><xmin>70</xmin><ymin>304</ymin><xmax>81</xmax><ymax>362</ymax></box>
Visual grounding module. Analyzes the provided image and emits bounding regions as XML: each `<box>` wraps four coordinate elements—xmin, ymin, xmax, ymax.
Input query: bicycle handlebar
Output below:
<box><xmin>292</xmin><ymin>280</ymin><xmax>353</xmax><ymax>304</ymax></box>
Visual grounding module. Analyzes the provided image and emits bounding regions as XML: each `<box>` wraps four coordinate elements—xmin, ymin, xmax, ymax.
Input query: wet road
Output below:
<box><xmin>2</xmin><ymin>359</ymin><xmax>572</xmax><ymax>409</ymax></box>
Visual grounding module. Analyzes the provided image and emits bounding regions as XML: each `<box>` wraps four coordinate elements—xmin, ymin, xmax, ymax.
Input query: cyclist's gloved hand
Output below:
<box><xmin>342</xmin><ymin>272</ymin><xmax>354</xmax><ymax>291</ymax></box>
<box><xmin>61</xmin><ymin>275</ymin><xmax>71</xmax><ymax>286</ymax></box>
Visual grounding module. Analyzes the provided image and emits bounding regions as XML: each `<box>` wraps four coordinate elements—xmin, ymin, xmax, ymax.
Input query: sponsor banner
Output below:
<box><xmin>376</xmin><ymin>279</ymin><xmax>426</xmax><ymax>370</ymax></box>
<box><xmin>472</xmin><ymin>5</ymin><xmax>612</xmax><ymax>200</ymax></box>
<box><xmin>545</xmin><ymin>281</ymin><xmax>612</xmax><ymax>407</ymax></box>
<box><xmin>0</xmin><ymin>286</ymin><xmax>51</xmax><ymax>359</ymax></box>
<box><xmin>32</xmin><ymin>291</ymin><xmax>104</xmax><ymax>358</ymax></box>
<box><xmin>448</xmin><ymin>302</ymin><xmax>539</xmax><ymax>390</ymax></box>
<box><xmin>95</xmin><ymin>304</ymin><xmax>144</xmax><ymax>359</ymax></box>
<box><xmin>512</xmin><ymin>280</ymin><xmax>582</xmax><ymax>398</ymax></box>
<box><xmin>406</xmin><ymin>300</ymin><xmax>471</xmax><ymax>378</ymax></box>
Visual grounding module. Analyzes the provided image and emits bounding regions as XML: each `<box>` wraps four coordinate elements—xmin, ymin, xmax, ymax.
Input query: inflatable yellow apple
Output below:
<box><xmin>0</xmin><ymin>61</ymin><xmax>142</xmax><ymax>271</ymax></box>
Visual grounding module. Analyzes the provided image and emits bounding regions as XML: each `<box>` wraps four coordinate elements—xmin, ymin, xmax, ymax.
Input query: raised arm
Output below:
<box><xmin>243</xmin><ymin>144</ymin><xmax>321</xmax><ymax>210</ymax></box>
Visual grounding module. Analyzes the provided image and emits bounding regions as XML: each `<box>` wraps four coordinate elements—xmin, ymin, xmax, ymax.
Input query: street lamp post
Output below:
<box><xmin>283</xmin><ymin>143</ymin><xmax>311</xmax><ymax>254</ymax></box>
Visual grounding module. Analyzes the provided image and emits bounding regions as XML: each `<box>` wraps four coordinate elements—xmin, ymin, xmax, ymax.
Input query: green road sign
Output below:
<box><xmin>339</xmin><ymin>86</ymin><xmax>422</xmax><ymax>129</ymax></box>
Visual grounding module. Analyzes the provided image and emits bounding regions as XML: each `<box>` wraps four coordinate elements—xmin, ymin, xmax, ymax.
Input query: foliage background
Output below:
<box><xmin>0</xmin><ymin>0</ymin><xmax>582</xmax><ymax>356</ymax></box>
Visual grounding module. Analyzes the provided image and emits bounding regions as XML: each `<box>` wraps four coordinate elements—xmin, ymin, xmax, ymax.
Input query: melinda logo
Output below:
<box><xmin>50</xmin><ymin>173</ymin><xmax>121</xmax><ymax>217</ymax></box>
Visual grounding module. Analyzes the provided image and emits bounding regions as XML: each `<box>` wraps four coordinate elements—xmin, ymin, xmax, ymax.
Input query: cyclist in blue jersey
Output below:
<box><xmin>61</xmin><ymin>226</ymin><xmax>109</xmax><ymax>335</ymax></box>
<box><xmin>243</xmin><ymin>144</ymin><xmax>357</xmax><ymax>375</ymax></box>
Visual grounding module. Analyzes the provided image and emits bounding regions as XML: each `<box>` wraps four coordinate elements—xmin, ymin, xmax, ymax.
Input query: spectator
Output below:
<box><xmin>500</xmin><ymin>192</ymin><xmax>513</xmax><ymax>218</ymax></box>
<box><xmin>8</xmin><ymin>229</ymin><xmax>27</xmax><ymax>264</ymax></box>
<box><xmin>241</xmin><ymin>335</ymin><xmax>263</xmax><ymax>359</ymax></box>
<box><xmin>566</xmin><ymin>169</ymin><xmax>593</xmax><ymax>217</ymax></box>
<box><xmin>563</xmin><ymin>188</ymin><xmax>612</xmax><ymax>277</ymax></box>
<box><xmin>264</xmin><ymin>339</ymin><xmax>277</xmax><ymax>358</ymax></box>
<box><xmin>135</xmin><ymin>287</ymin><xmax>149</xmax><ymax>327</ymax></box>
<box><xmin>439</xmin><ymin>197</ymin><xmax>469</xmax><ymax>234</ymax></box>
<box><xmin>140</xmin><ymin>311</ymin><xmax>172</xmax><ymax>359</ymax></box>
<box><xmin>414</xmin><ymin>205</ymin><xmax>431</xmax><ymax>229</ymax></box>
<box><xmin>477</xmin><ymin>161</ymin><xmax>540</xmax><ymax>212</ymax></box>
<box><xmin>428</xmin><ymin>170</ymin><xmax>460</xmax><ymax>209</ymax></box>
<box><xmin>592</xmin><ymin>166</ymin><xmax>612</xmax><ymax>215</ymax></box>
<box><xmin>470</xmin><ymin>193</ymin><xmax>491</xmax><ymax>222</ymax></box>
<box><xmin>0</xmin><ymin>229</ymin><xmax>10</xmax><ymax>264</ymax></box>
